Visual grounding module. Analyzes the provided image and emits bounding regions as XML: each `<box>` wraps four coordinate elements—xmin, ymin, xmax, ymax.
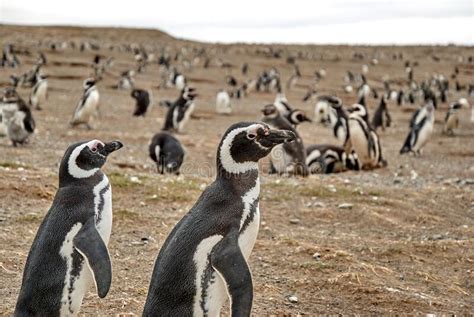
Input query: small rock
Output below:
<box><xmin>410</xmin><ymin>170</ymin><xmax>418</xmax><ymax>180</ymax></box>
<box><xmin>140</xmin><ymin>201</ymin><xmax>146</xmax><ymax>206</ymax></box>
<box><xmin>289</xmin><ymin>218</ymin><xmax>300</xmax><ymax>225</ymax></box>
<box><xmin>312</xmin><ymin>202</ymin><xmax>326</xmax><ymax>208</ymax></box>
<box><xmin>20</xmin><ymin>177</ymin><xmax>27</xmax><ymax>182</ymax></box>
<box><xmin>130</xmin><ymin>176</ymin><xmax>141</xmax><ymax>184</ymax></box>
<box><xmin>338</xmin><ymin>203</ymin><xmax>353</xmax><ymax>210</ymax></box>
<box><xmin>430</xmin><ymin>234</ymin><xmax>444</xmax><ymax>241</ymax></box>
<box><xmin>464</xmin><ymin>179</ymin><xmax>474</xmax><ymax>185</ymax></box>
<box><xmin>313</xmin><ymin>252</ymin><xmax>321</xmax><ymax>261</ymax></box>
<box><xmin>393</xmin><ymin>177</ymin><xmax>403</xmax><ymax>184</ymax></box>
<box><xmin>288</xmin><ymin>295</ymin><xmax>298</xmax><ymax>303</ymax></box>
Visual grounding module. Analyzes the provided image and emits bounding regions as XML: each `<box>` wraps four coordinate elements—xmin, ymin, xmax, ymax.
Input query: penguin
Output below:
<box><xmin>70</xmin><ymin>78</ymin><xmax>100</xmax><ymax>130</ymax></box>
<box><xmin>149</xmin><ymin>131</ymin><xmax>185</xmax><ymax>174</ymax></box>
<box><xmin>216</xmin><ymin>89</ymin><xmax>232</xmax><ymax>115</ymax></box>
<box><xmin>143</xmin><ymin>122</ymin><xmax>295</xmax><ymax>317</ymax></box>
<box><xmin>345</xmin><ymin>104</ymin><xmax>386</xmax><ymax>169</ymax></box>
<box><xmin>314</xmin><ymin>96</ymin><xmax>348</xmax><ymax>142</ymax></box>
<box><xmin>371</xmin><ymin>96</ymin><xmax>392</xmax><ymax>131</ymax></box>
<box><xmin>131</xmin><ymin>89</ymin><xmax>150</xmax><ymax>117</ymax></box>
<box><xmin>400</xmin><ymin>102</ymin><xmax>435</xmax><ymax>155</ymax></box>
<box><xmin>306</xmin><ymin>144</ymin><xmax>360</xmax><ymax>174</ymax></box>
<box><xmin>443</xmin><ymin>102</ymin><xmax>461</xmax><ymax>136</ymax></box>
<box><xmin>15</xmin><ymin>139</ymin><xmax>123</xmax><ymax>316</ymax></box>
<box><xmin>330</xmin><ymin>101</ymin><xmax>349</xmax><ymax>142</ymax></box>
<box><xmin>0</xmin><ymin>88</ymin><xmax>35</xmax><ymax>140</ymax></box>
<box><xmin>162</xmin><ymin>86</ymin><xmax>197</xmax><ymax>133</ymax></box>
<box><xmin>117</xmin><ymin>70</ymin><xmax>135</xmax><ymax>90</ymax></box>
<box><xmin>29</xmin><ymin>73</ymin><xmax>48</xmax><ymax>110</ymax></box>
<box><xmin>261</xmin><ymin>104</ymin><xmax>308</xmax><ymax>176</ymax></box>
<box><xmin>273</xmin><ymin>92</ymin><xmax>292</xmax><ymax>117</ymax></box>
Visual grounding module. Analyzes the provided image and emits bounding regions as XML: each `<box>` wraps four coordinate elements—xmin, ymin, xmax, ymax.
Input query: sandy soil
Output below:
<box><xmin>0</xmin><ymin>25</ymin><xmax>473</xmax><ymax>315</ymax></box>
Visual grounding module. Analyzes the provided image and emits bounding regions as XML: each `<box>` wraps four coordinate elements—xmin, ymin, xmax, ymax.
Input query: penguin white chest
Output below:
<box><xmin>94</xmin><ymin>175</ymin><xmax>113</xmax><ymax>244</ymax></box>
<box><xmin>413</xmin><ymin>118</ymin><xmax>434</xmax><ymax>152</ymax></box>
<box><xmin>77</xmin><ymin>90</ymin><xmax>99</xmax><ymax>120</ymax></box>
<box><xmin>178</xmin><ymin>102</ymin><xmax>195</xmax><ymax>132</ymax></box>
<box><xmin>349</xmin><ymin>119</ymin><xmax>370</xmax><ymax>163</ymax></box>
<box><xmin>270</xmin><ymin>144</ymin><xmax>293</xmax><ymax>174</ymax></box>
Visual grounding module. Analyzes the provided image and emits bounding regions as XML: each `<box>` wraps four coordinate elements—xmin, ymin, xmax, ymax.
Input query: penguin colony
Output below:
<box><xmin>1</xmin><ymin>38</ymin><xmax>473</xmax><ymax>316</ymax></box>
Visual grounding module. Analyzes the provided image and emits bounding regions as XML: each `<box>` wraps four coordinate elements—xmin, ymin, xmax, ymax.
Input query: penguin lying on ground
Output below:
<box><xmin>162</xmin><ymin>86</ymin><xmax>197</xmax><ymax>133</ymax></box>
<box><xmin>306</xmin><ymin>144</ymin><xmax>360</xmax><ymax>174</ymax></box>
<box><xmin>400</xmin><ymin>102</ymin><xmax>435</xmax><ymax>155</ymax></box>
<box><xmin>371</xmin><ymin>96</ymin><xmax>392</xmax><ymax>131</ymax></box>
<box><xmin>149</xmin><ymin>131</ymin><xmax>185</xmax><ymax>174</ymax></box>
<box><xmin>15</xmin><ymin>139</ymin><xmax>123</xmax><ymax>316</ymax></box>
<box><xmin>70</xmin><ymin>78</ymin><xmax>100</xmax><ymax>129</ymax></box>
<box><xmin>143</xmin><ymin>122</ymin><xmax>295</xmax><ymax>316</ymax></box>
<box><xmin>261</xmin><ymin>104</ymin><xmax>308</xmax><ymax>176</ymax></box>
<box><xmin>131</xmin><ymin>89</ymin><xmax>150</xmax><ymax>117</ymax></box>
<box><xmin>345</xmin><ymin>104</ymin><xmax>386</xmax><ymax>169</ymax></box>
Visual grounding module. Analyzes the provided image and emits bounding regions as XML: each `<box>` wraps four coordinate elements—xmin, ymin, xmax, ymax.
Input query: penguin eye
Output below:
<box><xmin>247</xmin><ymin>133</ymin><xmax>256</xmax><ymax>140</ymax></box>
<box><xmin>90</xmin><ymin>147</ymin><xmax>98</xmax><ymax>153</ymax></box>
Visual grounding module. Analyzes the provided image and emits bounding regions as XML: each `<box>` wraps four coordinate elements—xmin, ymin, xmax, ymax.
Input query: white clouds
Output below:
<box><xmin>1</xmin><ymin>0</ymin><xmax>473</xmax><ymax>44</ymax></box>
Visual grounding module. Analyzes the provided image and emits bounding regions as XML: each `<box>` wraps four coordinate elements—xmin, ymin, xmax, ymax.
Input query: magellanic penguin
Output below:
<box><xmin>15</xmin><ymin>139</ymin><xmax>123</xmax><ymax>316</ymax></box>
<box><xmin>29</xmin><ymin>73</ymin><xmax>48</xmax><ymax>110</ymax></box>
<box><xmin>162</xmin><ymin>86</ymin><xmax>197</xmax><ymax>133</ymax></box>
<box><xmin>314</xmin><ymin>96</ymin><xmax>348</xmax><ymax>143</ymax></box>
<box><xmin>149</xmin><ymin>131</ymin><xmax>185</xmax><ymax>174</ymax></box>
<box><xmin>371</xmin><ymin>96</ymin><xmax>392</xmax><ymax>131</ymax></box>
<box><xmin>0</xmin><ymin>88</ymin><xmax>35</xmax><ymax>142</ymax></box>
<box><xmin>345</xmin><ymin>104</ymin><xmax>386</xmax><ymax>169</ymax></box>
<box><xmin>273</xmin><ymin>92</ymin><xmax>292</xmax><ymax>117</ymax></box>
<box><xmin>287</xmin><ymin>109</ymin><xmax>312</xmax><ymax>127</ymax></box>
<box><xmin>306</xmin><ymin>144</ymin><xmax>360</xmax><ymax>174</ymax></box>
<box><xmin>261</xmin><ymin>104</ymin><xmax>308</xmax><ymax>176</ymax></box>
<box><xmin>400</xmin><ymin>102</ymin><xmax>435</xmax><ymax>155</ymax></box>
<box><xmin>70</xmin><ymin>78</ymin><xmax>100</xmax><ymax>129</ymax></box>
<box><xmin>216</xmin><ymin>89</ymin><xmax>232</xmax><ymax>115</ymax></box>
<box><xmin>131</xmin><ymin>88</ymin><xmax>151</xmax><ymax>117</ymax></box>
<box><xmin>443</xmin><ymin>101</ymin><xmax>463</xmax><ymax>135</ymax></box>
<box><xmin>143</xmin><ymin>122</ymin><xmax>296</xmax><ymax>316</ymax></box>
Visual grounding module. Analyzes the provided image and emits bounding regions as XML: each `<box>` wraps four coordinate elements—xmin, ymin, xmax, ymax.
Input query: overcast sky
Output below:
<box><xmin>1</xmin><ymin>0</ymin><xmax>473</xmax><ymax>44</ymax></box>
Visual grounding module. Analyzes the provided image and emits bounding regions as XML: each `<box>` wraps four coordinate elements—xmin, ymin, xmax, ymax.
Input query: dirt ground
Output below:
<box><xmin>0</xmin><ymin>25</ymin><xmax>473</xmax><ymax>315</ymax></box>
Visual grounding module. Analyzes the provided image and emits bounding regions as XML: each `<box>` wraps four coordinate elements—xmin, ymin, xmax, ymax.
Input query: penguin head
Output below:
<box><xmin>83</xmin><ymin>78</ymin><xmax>96</xmax><ymax>90</ymax></box>
<box><xmin>2</xmin><ymin>87</ymin><xmax>19</xmax><ymax>102</ymax></box>
<box><xmin>290</xmin><ymin>110</ymin><xmax>312</xmax><ymax>125</ymax></box>
<box><xmin>348</xmin><ymin>104</ymin><xmax>368</xmax><ymax>118</ymax></box>
<box><xmin>182</xmin><ymin>86</ymin><xmax>197</xmax><ymax>101</ymax></box>
<box><xmin>217</xmin><ymin>122</ymin><xmax>296</xmax><ymax>174</ymax></box>
<box><xmin>59</xmin><ymin>140</ymin><xmax>123</xmax><ymax>184</ymax></box>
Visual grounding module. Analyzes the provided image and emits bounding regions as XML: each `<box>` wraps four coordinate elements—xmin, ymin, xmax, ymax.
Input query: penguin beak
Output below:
<box><xmin>264</xmin><ymin>129</ymin><xmax>296</xmax><ymax>145</ymax></box>
<box><xmin>99</xmin><ymin>141</ymin><xmax>123</xmax><ymax>156</ymax></box>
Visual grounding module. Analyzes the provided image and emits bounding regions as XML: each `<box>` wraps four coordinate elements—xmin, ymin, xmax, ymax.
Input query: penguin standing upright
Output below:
<box><xmin>345</xmin><ymin>104</ymin><xmax>386</xmax><ymax>169</ymax></box>
<box><xmin>149</xmin><ymin>131</ymin><xmax>185</xmax><ymax>174</ymax></box>
<box><xmin>29</xmin><ymin>73</ymin><xmax>48</xmax><ymax>110</ymax></box>
<box><xmin>131</xmin><ymin>88</ymin><xmax>150</xmax><ymax>117</ymax></box>
<box><xmin>371</xmin><ymin>96</ymin><xmax>392</xmax><ymax>131</ymax></box>
<box><xmin>15</xmin><ymin>139</ymin><xmax>123</xmax><ymax>316</ymax></box>
<box><xmin>143</xmin><ymin>122</ymin><xmax>295</xmax><ymax>316</ymax></box>
<box><xmin>443</xmin><ymin>101</ymin><xmax>462</xmax><ymax>135</ymax></box>
<box><xmin>273</xmin><ymin>92</ymin><xmax>292</xmax><ymax>117</ymax></box>
<box><xmin>400</xmin><ymin>102</ymin><xmax>435</xmax><ymax>155</ymax></box>
<box><xmin>216</xmin><ymin>89</ymin><xmax>232</xmax><ymax>115</ymax></box>
<box><xmin>162</xmin><ymin>86</ymin><xmax>196</xmax><ymax>133</ymax></box>
<box><xmin>70</xmin><ymin>78</ymin><xmax>100</xmax><ymax>129</ymax></box>
<box><xmin>0</xmin><ymin>88</ymin><xmax>35</xmax><ymax>143</ymax></box>
<box><xmin>261</xmin><ymin>104</ymin><xmax>308</xmax><ymax>176</ymax></box>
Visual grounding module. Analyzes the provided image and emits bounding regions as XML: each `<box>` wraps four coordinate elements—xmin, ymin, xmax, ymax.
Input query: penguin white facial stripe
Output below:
<box><xmin>219</xmin><ymin>125</ymin><xmax>262</xmax><ymax>174</ymax></box>
<box><xmin>68</xmin><ymin>141</ymin><xmax>100</xmax><ymax>178</ymax></box>
<box><xmin>193</xmin><ymin>235</ymin><xmax>224</xmax><ymax>316</ymax></box>
<box><xmin>306</xmin><ymin>149</ymin><xmax>321</xmax><ymax>165</ymax></box>
<box><xmin>239</xmin><ymin>178</ymin><xmax>260</xmax><ymax>231</ymax></box>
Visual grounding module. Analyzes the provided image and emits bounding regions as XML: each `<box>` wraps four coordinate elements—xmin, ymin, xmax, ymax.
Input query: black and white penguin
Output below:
<box><xmin>400</xmin><ymin>102</ymin><xmax>435</xmax><ymax>155</ymax></box>
<box><xmin>167</xmin><ymin>67</ymin><xmax>186</xmax><ymax>90</ymax></box>
<box><xmin>117</xmin><ymin>70</ymin><xmax>135</xmax><ymax>90</ymax></box>
<box><xmin>306</xmin><ymin>144</ymin><xmax>360</xmax><ymax>174</ymax></box>
<box><xmin>15</xmin><ymin>139</ymin><xmax>123</xmax><ymax>316</ymax></box>
<box><xmin>273</xmin><ymin>92</ymin><xmax>292</xmax><ymax>117</ymax></box>
<box><xmin>216</xmin><ymin>89</ymin><xmax>232</xmax><ymax>115</ymax></box>
<box><xmin>29</xmin><ymin>73</ymin><xmax>48</xmax><ymax>110</ymax></box>
<box><xmin>149</xmin><ymin>131</ymin><xmax>185</xmax><ymax>174</ymax></box>
<box><xmin>143</xmin><ymin>122</ymin><xmax>295</xmax><ymax>316</ymax></box>
<box><xmin>162</xmin><ymin>86</ymin><xmax>197</xmax><ymax>133</ymax></box>
<box><xmin>443</xmin><ymin>101</ymin><xmax>462</xmax><ymax>135</ymax></box>
<box><xmin>314</xmin><ymin>96</ymin><xmax>348</xmax><ymax>142</ymax></box>
<box><xmin>261</xmin><ymin>104</ymin><xmax>308</xmax><ymax>176</ymax></box>
<box><xmin>0</xmin><ymin>88</ymin><xmax>35</xmax><ymax>143</ymax></box>
<box><xmin>346</xmin><ymin>104</ymin><xmax>386</xmax><ymax>169</ymax></box>
<box><xmin>131</xmin><ymin>89</ymin><xmax>150</xmax><ymax>117</ymax></box>
<box><xmin>70</xmin><ymin>78</ymin><xmax>100</xmax><ymax>129</ymax></box>
<box><xmin>371</xmin><ymin>96</ymin><xmax>392</xmax><ymax>131</ymax></box>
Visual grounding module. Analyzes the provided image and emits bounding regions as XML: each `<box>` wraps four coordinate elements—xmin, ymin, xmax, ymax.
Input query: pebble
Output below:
<box><xmin>288</xmin><ymin>295</ymin><xmax>298</xmax><ymax>303</ymax></box>
<box><xmin>338</xmin><ymin>203</ymin><xmax>353</xmax><ymax>210</ymax></box>
<box><xmin>130</xmin><ymin>176</ymin><xmax>141</xmax><ymax>184</ymax></box>
<box><xmin>465</xmin><ymin>179</ymin><xmax>474</xmax><ymax>185</ymax></box>
<box><xmin>393</xmin><ymin>177</ymin><xmax>403</xmax><ymax>184</ymax></box>
<box><xmin>313</xmin><ymin>252</ymin><xmax>321</xmax><ymax>261</ymax></box>
<box><xmin>289</xmin><ymin>218</ymin><xmax>300</xmax><ymax>225</ymax></box>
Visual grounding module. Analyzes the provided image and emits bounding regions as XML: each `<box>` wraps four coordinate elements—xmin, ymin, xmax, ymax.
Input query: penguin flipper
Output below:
<box><xmin>211</xmin><ymin>233</ymin><xmax>253</xmax><ymax>317</ymax></box>
<box><xmin>73</xmin><ymin>218</ymin><xmax>112</xmax><ymax>298</ymax></box>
